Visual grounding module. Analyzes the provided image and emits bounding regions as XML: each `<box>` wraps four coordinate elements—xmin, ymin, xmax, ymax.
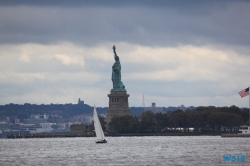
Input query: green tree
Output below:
<box><xmin>109</xmin><ymin>115</ymin><xmax>139</xmax><ymax>133</ymax></box>
<box><xmin>154</xmin><ymin>112</ymin><xmax>168</xmax><ymax>130</ymax></box>
<box><xmin>207</xmin><ymin>112</ymin><xmax>243</xmax><ymax>132</ymax></box>
<box><xmin>186</xmin><ymin>111</ymin><xmax>203</xmax><ymax>131</ymax></box>
<box><xmin>223</xmin><ymin>113</ymin><xmax>243</xmax><ymax>131</ymax></box>
<box><xmin>168</xmin><ymin>110</ymin><xmax>182</xmax><ymax>130</ymax></box>
<box><xmin>140</xmin><ymin>111</ymin><xmax>155</xmax><ymax>132</ymax></box>
<box><xmin>240</xmin><ymin>108</ymin><xmax>249</xmax><ymax>125</ymax></box>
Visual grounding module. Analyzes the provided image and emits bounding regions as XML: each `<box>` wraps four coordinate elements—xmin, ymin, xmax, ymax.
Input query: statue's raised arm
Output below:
<box><xmin>113</xmin><ymin>45</ymin><xmax>117</xmax><ymax>57</ymax></box>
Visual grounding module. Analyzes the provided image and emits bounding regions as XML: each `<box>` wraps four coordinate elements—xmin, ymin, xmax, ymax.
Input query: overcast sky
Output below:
<box><xmin>0</xmin><ymin>0</ymin><xmax>250</xmax><ymax>108</ymax></box>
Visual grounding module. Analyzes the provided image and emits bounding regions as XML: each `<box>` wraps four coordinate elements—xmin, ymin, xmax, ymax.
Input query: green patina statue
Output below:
<box><xmin>111</xmin><ymin>45</ymin><xmax>126</xmax><ymax>91</ymax></box>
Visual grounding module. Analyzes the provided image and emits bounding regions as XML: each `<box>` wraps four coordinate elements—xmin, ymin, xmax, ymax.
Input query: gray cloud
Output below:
<box><xmin>0</xmin><ymin>1</ymin><xmax>249</xmax><ymax>48</ymax></box>
<box><xmin>0</xmin><ymin>0</ymin><xmax>236</xmax><ymax>8</ymax></box>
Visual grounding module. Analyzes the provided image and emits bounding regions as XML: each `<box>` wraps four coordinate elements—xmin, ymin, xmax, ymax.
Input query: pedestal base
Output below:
<box><xmin>105</xmin><ymin>91</ymin><xmax>130</xmax><ymax>130</ymax></box>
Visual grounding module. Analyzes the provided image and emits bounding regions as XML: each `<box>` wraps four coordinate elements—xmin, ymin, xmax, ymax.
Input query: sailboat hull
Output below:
<box><xmin>96</xmin><ymin>140</ymin><xmax>107</xmax><ymax>143</ymax></box>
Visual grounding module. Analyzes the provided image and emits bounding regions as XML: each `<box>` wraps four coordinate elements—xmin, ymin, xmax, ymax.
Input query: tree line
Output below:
<box><xmin>0</xmin><ymin>103</ymin><xmax>107</xmax><ymax>120</ymax></box>
<box><xmin>108</xmin><ymin>105</ymin><xmax>249</xmax><ymax>133</ymax></box>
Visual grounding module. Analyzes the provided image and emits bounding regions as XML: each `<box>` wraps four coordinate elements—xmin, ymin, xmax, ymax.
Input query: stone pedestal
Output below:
<box><xmin>105</xmin><ymin>91</ymin><xmax>130</xmax><ymax>129</ymax></box>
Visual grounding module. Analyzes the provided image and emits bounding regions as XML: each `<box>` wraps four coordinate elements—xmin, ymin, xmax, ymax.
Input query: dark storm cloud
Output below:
<box><xmin>0</xmin><ymin>0</ymin><xmax>249</xmax><ymax>47</ymax></box>
<box><xmin>0</xmin><ymin>0</ymin><xmax>235</xmax><ymax>8</ymax></box>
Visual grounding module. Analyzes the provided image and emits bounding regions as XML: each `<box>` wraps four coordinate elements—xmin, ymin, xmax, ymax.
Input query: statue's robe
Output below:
<box><xmin>112</xmin><ymin>59</ymin><xmax>125</xmax><ymax>91</ymax></box>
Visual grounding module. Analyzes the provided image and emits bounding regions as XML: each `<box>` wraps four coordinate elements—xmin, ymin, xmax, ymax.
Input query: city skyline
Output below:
<box><xmin>0</xmin><ymin>1</ymin><xmax>250</xmax><ymax>107</ymax></box>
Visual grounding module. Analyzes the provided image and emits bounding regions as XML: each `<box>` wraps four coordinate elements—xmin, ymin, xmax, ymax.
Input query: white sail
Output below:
<box><xmin>93</xmin><ymin>106</ymin><xmax>105</xmax><ymax>140</ymax></box>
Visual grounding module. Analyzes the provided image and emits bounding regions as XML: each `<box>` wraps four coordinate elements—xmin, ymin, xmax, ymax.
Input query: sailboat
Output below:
<box><xmin>93</xmin><ymin>106</ymin><xmax>107</xmax><ymax>143</ymax></box>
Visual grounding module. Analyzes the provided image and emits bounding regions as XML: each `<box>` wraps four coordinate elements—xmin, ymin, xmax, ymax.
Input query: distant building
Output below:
<box><xmin>178</xmin><ymin>105</ymin><xmax>186</xmax><ymax>111</ymax></box>
<box><xmin>55</xmin><ymin>114</ymin><xmax>92</xmax><ymax>124</ymax></box>
<box><xmin>0</xmin><ymin>122</ymin><xmax>12</xmax><ymax>131</ymax></box>
<box><xmin>6</xmin><ymin>117</ymin><xmax>10</xmax><ymax>122</ymax></box>
<box><xmin>144</xmin><ymin>103</ymin><xmax>163</xmax><ymax>114</ymax></box>
<box><xmin>17</xmin><ymin>123</ymin><xmax>41</xmax><ymax>133</ymax></box>
<box><xmin>36</xmin><ymin>123</ymin><xmax>55</xmax><ymax>133</ymax></box>
<box><xmin>24</xmin><ymin>118</ymin><xmax>45</xmax><ymax>124</ymax></box>
<box><xmin>15</xmin><ymin>119</ymin><xmax>20</xmax><ymax>124</ymax></box>
<box><xmin>70</xmin><ymin>124</ymin><xmax>94</xmax><ymax>133</ymax></box>
<box><xmin>78</xmin><ymin>98</ymin><xmax>84</xmax><ymax>105</ymax></box>
<box><xmin>10</xmin><ymin>123</ymin><xmax>56</xmax><ymax>133</ymax></box>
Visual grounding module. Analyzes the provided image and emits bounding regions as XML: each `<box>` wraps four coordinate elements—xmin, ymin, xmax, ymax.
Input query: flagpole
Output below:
<box><xmin>249</xmin><ymin>85</ymin><xmax>250</xmax><ymax>126</ymax></box>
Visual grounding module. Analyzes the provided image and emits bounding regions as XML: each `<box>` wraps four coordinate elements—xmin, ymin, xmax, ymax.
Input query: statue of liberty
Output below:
<box><xmin>111</xmin><ymin>45</ymin><xmax>126</xmax><ymax>91</ymax></box>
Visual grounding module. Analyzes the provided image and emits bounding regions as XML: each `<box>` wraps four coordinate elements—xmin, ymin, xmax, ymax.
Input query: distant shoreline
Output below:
<box><xmin>106</xmin><ymin>132</ymin><xmax>231</xmax><ymax>137</ymax></box>
<box><xmin>5</xmin><ymin>132</ymin><xmax>236</xmax><ymax>139</ymax></box>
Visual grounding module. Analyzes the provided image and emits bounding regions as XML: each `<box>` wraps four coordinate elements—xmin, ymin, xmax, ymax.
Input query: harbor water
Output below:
<box><xmin>0</xmin><ymin>136</ymin><xmax>249</xmax><ymax>165</ymax></box>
